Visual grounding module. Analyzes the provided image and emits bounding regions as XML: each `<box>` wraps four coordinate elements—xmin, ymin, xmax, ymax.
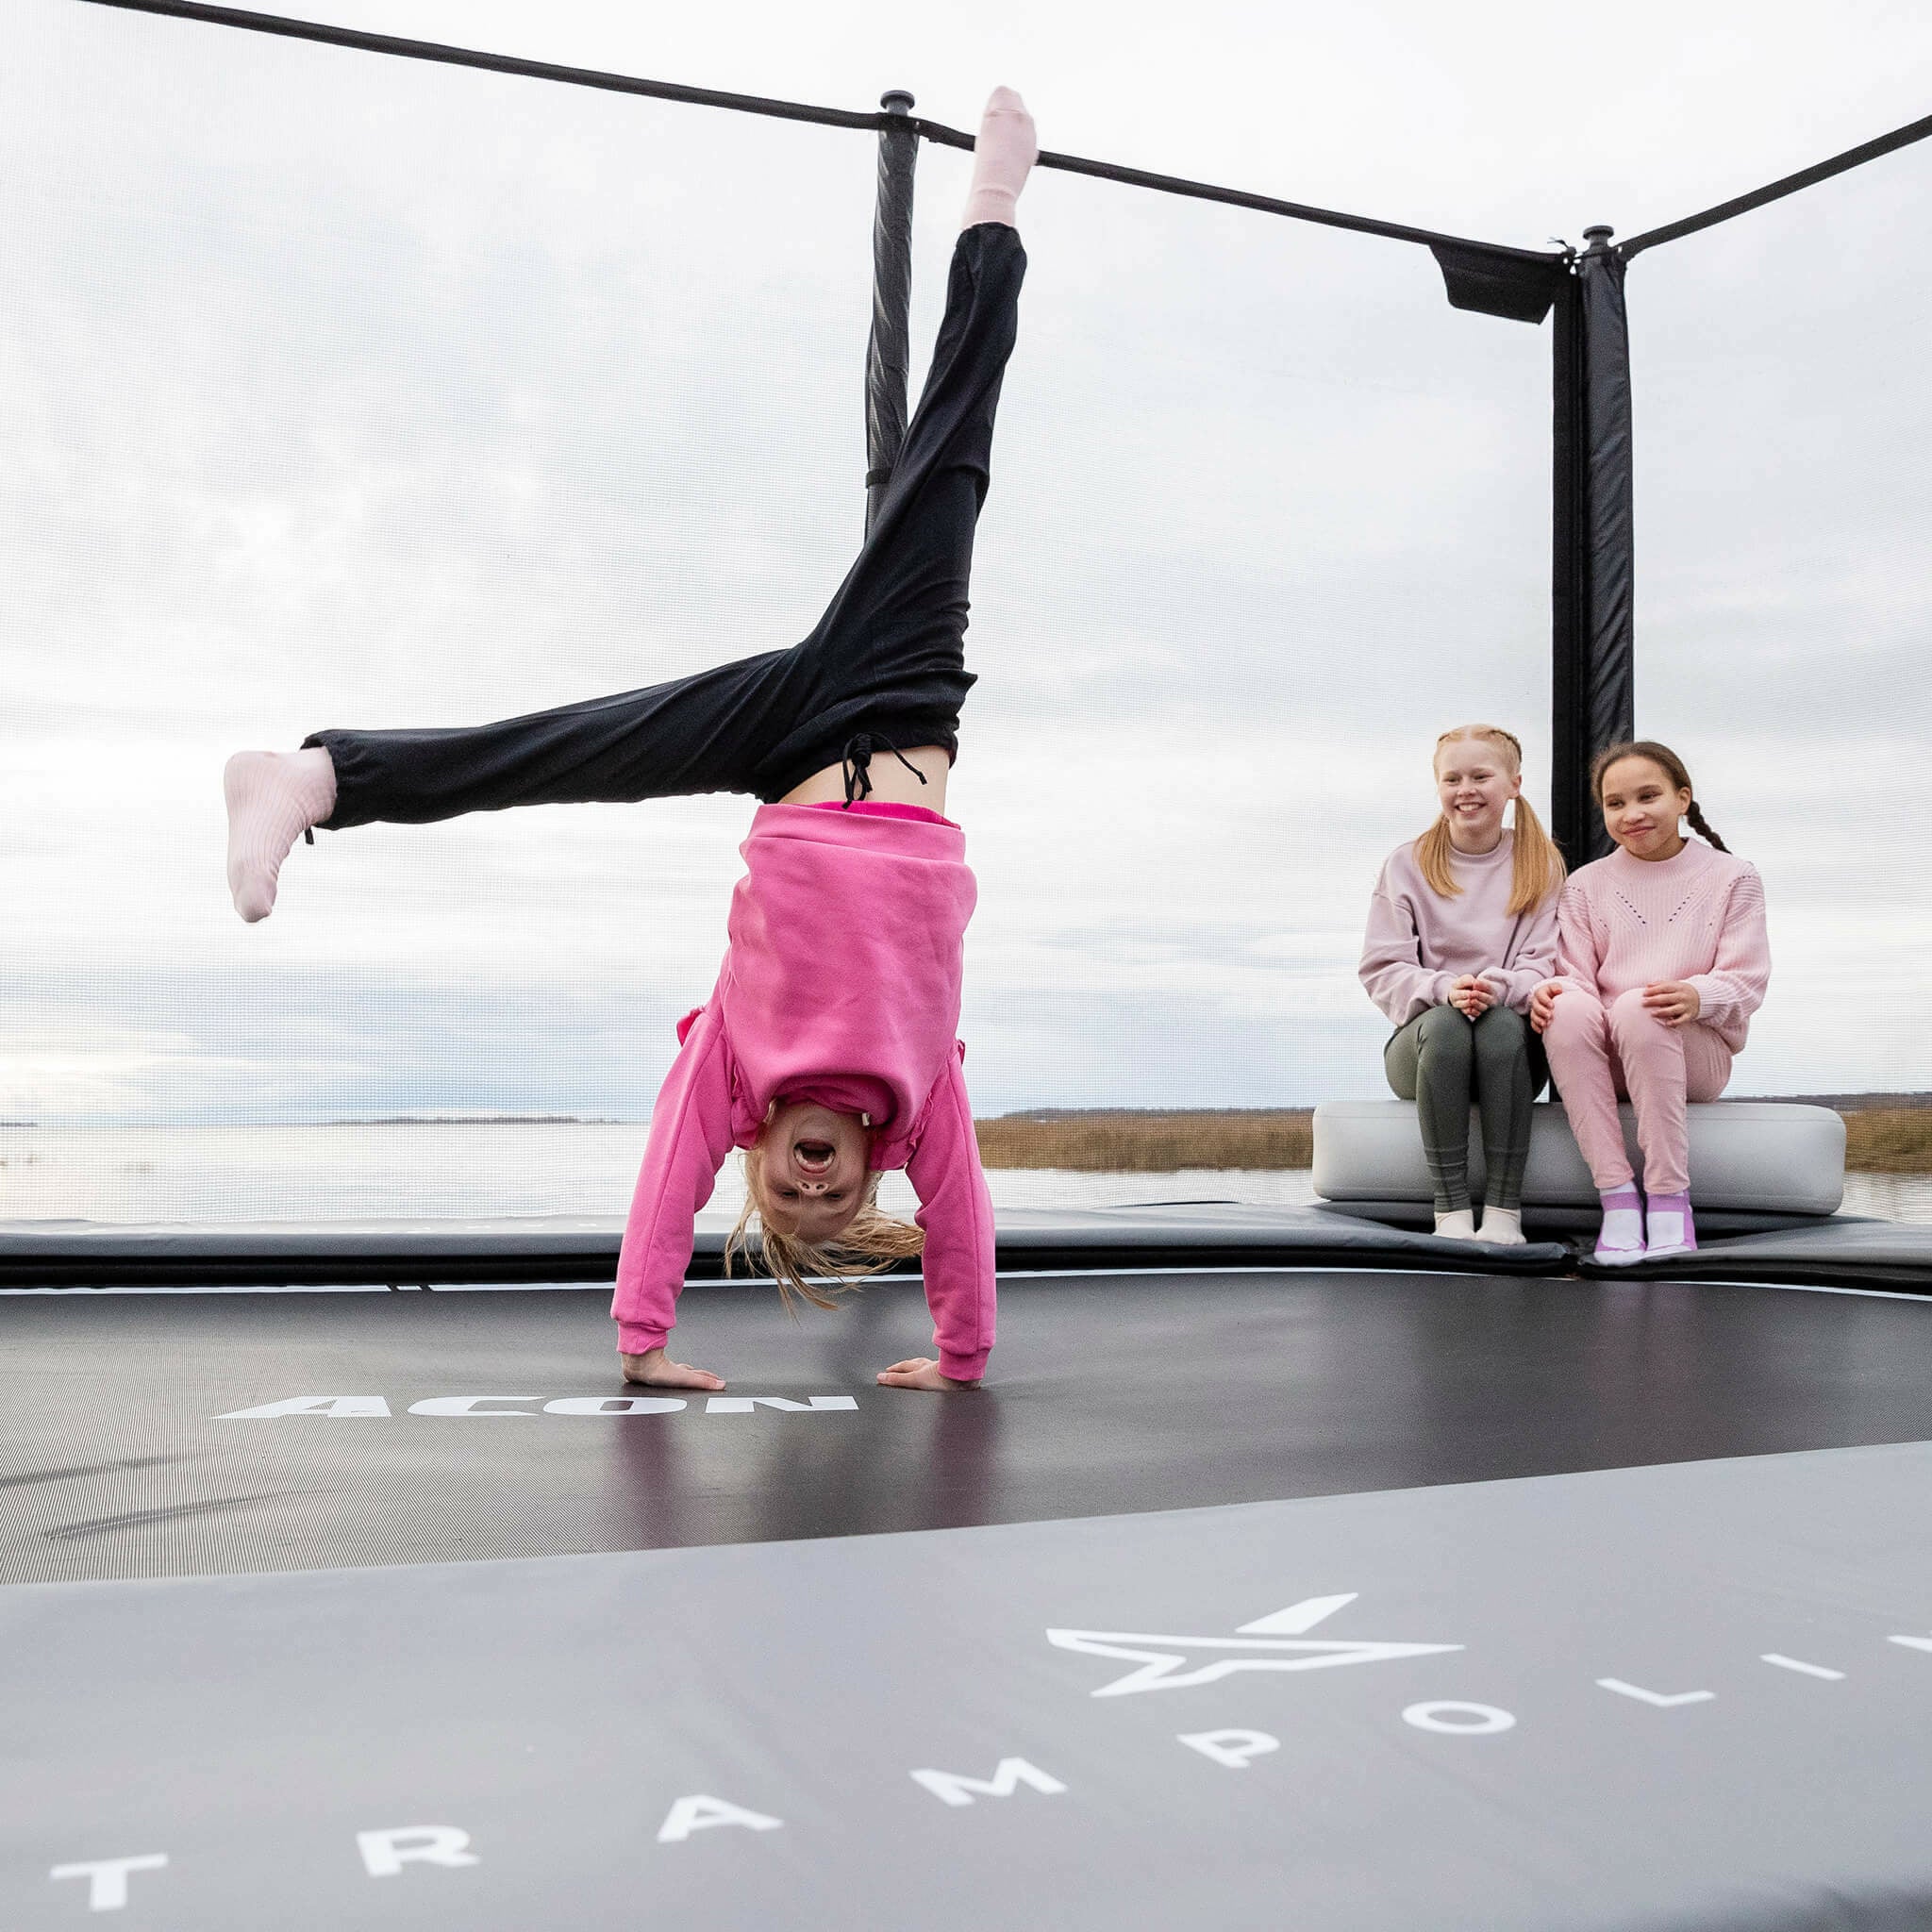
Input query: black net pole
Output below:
<box><xmin>865</xmin><ymin>90</ymin><xmax>919</xmax><ymax>532</ymax></box>
<box><xmin>1550</xmin><ymin>264</ymin><xmax>1591</xmax><ymax>868</ymax></box>
<box><xmin>1578</xmin><ymin>225</ymin><xmax>1636</xmax><ymax>852</ymax></box>
<box><xmin>1549</xmin><ymin>226</ymin><xmax>1636</xmax><ymax>869</ymax></box>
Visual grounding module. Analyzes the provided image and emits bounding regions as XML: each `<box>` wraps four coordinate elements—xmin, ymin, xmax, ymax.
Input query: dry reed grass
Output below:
<box><xmin>974</xmin><ymin>1110</ymin><xmax>1313</xmax><ymax>1173</ymax></box>
<box><xmin>974</xmin><ymin>1106</ymin><xmax>1932</xmax><ymax>1174</ymax></box>
<box><xmin>1840</xmin><ymin>1108</ymin><xmax>1932</xmax><ymax>1174</ymax></box>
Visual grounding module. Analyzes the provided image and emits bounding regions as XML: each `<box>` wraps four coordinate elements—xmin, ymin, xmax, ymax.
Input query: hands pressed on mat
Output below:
<box><xmin>619</xmin><ymin>1348</ymin><xmax>980</xmax><ymax>1394</ymax></box>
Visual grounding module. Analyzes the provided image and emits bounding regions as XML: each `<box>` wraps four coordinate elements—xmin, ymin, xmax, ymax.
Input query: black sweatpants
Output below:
<box><xmin>308</xmin><ymin>224</ymin><xmax>1026</xmax><ymax>827</ymax></box>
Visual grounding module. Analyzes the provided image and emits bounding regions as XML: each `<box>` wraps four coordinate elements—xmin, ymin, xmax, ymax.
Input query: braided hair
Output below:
<box><xmin>1591</xmin><ymin>740</ymin><xmax>1729</xmax><ymax>853</ymax></box>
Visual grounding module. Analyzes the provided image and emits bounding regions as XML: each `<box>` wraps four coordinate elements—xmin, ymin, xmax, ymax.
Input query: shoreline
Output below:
<box><xmin>3</xmin><ymin>1103</ymin><xmax>1927</xmax><ymax>1174</ymax></box>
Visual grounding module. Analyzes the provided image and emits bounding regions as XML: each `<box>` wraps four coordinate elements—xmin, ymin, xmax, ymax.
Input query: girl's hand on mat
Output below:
<box><xmin>1642</xmin><ymin>979</ymin><xmax>1700</xmax><ymax>1027</ymax></box>
<box><xmin>1529</xmin><ymin>979</ymin><xmax>1562</xmax><ymax>1032</ymax></box>
<box><xmin>876</xmin><ymin>1357</ymin><xmax>981</xmax><ymax>1393</ymax></box>
<box><xmin>620</xmin><ymin>1348</ymin><xmax>726</xmax><ymax>1391</ymax></box>
<box><xmin>1448</xmin><ymin>974</ymin><xmax>1495</xmax><ymax>1019</ymax></box>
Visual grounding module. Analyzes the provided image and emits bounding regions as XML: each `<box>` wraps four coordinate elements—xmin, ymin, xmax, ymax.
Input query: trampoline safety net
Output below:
<box><xmin>3</xmin><ymin>1</ymin><xmax>1924</xmax><ymax>1228</ymax></box>
<box><xmin>1630</xmin><ymin>149</ymin><xmax>1932</xmax><ymax>1106</ymax></box>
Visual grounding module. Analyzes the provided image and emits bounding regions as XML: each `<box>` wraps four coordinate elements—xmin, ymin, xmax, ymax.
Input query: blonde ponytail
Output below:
<box><xmin>1415</xmin><ymin>724</ymin><xmax>1566</xmax><ymax>914</ymax></box>
<box><xmin>1413</xmin><ymin>814</ymin><xmax>1459</xmax><ymax>901</ymax></box>
<box><xmin>1507</xmin><ymin>794</ymin><xmax>1566</xmax><ymax>914</ymax></box>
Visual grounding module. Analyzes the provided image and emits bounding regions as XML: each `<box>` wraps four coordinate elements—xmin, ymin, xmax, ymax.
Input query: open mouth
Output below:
<box><xmin>794</xmin><ymin>1141</ymin><xmax>835</xmax><ymax>1174</ymax></box>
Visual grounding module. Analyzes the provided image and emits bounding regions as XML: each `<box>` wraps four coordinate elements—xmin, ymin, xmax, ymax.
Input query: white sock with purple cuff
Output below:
<box><xmin>960</xmin><ymin>88</ymin><xmax>1038</xmax><ymax>230</ymax></box>
<box><xmin>1594</xmin><ymin>1187</ymin><xmax>1646</xmax><ymax>1265</ymax></box>
<box><xmin>1644</xmin><ymin>1191</ymin><xmax>1696</xmax><ymax>1257</ymax></box>
<box><xmin>224</xmin><ymin>747</ymin><xmax>337</xmax><ymax>923</ymax></box>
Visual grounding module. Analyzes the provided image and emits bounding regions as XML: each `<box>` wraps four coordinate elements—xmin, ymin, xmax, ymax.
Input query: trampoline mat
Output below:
<box><xmin>5</xmin><ymin>1271</ymin><xmax>1931</xmax><ymax>1583</ymax></box>
<box><xmin>5</xmin><ymin>1439</ymin><xmax>1930</xmax><ymax>1930</ymax></box>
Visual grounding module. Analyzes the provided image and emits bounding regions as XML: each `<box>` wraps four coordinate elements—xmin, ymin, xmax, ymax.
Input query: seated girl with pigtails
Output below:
<box><xmin>1359</xmin><ymin>724</ymin><xmax>1566</xmax><ymax>1243</ymax></box>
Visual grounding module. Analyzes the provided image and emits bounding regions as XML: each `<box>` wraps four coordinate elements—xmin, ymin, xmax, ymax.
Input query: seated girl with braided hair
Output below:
<box><xmin>1531</xmin><ymin>740</ymin><xmax>1771</xmax><ymax>1266</ymax></box>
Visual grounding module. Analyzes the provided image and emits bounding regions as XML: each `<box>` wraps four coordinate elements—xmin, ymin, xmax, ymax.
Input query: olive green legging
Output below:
<box><xmin>1384</xmin><ymin>1003</ymin><xmax>1548</xmax><ymax>1213</ymax></box>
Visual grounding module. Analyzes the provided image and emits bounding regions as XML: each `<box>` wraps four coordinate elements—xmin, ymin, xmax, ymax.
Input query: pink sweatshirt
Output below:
<box><xmin>1553</xmin><ymin>839</ymin><xmax>1771</xmax><ymax>1052</ymax></box>
<box><xmin>611</xmin><ymin>802</ymin><xmax>996</xmax><ymax>1382</ymax></box>
<box><xmin>1358</xmin><ymin>831</ymin><xmax>1560</xmax><ymax>1025</ymax></box>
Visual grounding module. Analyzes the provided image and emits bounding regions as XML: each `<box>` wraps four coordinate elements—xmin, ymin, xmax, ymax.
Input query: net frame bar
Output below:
<box><xmin>77</xmin><ymin>0</ymin><xmax>1559</xmax><ymax>263</ymax></box>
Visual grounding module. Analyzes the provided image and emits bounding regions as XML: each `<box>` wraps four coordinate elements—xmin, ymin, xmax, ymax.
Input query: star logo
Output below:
<box><xmin>1046</xmin><ymin>1592</ymin><xmax>1461</xmax><ymax>1697</ymax></box>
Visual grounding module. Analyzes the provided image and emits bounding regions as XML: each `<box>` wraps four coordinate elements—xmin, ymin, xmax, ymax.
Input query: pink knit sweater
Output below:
<box><xmin>1359</xmin><ymin>831</ymin><xmax>1559</xmax><ymax>1025</ymax></box>
<box><xmin>1553</xmin><ymin>839</ymin><xmax>1771</xmax><ymax>1052</ymax></box>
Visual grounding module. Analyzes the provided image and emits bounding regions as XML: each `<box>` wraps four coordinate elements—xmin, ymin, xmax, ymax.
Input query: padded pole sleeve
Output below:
<box><xmin>865</xmin><ymin>91</ymin><xmax>919</xmax><ymax>534</ymax></box>
<box><xmin>1579</xmin><ymin>235</ymin><xmax>1636</xmax><ymax>829</ymax></box>
<box><xmin>1550</xmin><ymin>233</ymin><xmax>1635</xmax><ymax>869</ymax></box>
<box><xmin>1549</xmin><ymin>269</ymin><xmax>1591</xmax><ymax>868</ymax></box>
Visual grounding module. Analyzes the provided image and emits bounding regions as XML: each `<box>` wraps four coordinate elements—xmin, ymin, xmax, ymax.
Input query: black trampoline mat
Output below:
<box><xmin>5</xmin><ymin>1271</ymin><xmax>1930</xmax><ymax>1585</ymax></box>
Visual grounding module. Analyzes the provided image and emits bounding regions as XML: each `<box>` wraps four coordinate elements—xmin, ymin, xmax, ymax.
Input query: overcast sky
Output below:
<box><xmin>3</xmin><ymin>0</ymin><xmax>1929</xmax><ymax>1124</ymax></box>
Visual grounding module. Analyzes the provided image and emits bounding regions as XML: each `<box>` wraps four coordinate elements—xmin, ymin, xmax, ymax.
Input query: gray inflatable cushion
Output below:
<box><xmin>1313</xmin><ymin>1100</ymin><xmax>1845</xmax><ymax>1215</ymax></box>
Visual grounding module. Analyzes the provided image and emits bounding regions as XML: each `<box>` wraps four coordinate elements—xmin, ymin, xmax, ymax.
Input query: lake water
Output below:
<box><xmin>1</xmin><ymin>1124</ymin><xmax>1927</xmax><ymax>1225</ymax></box>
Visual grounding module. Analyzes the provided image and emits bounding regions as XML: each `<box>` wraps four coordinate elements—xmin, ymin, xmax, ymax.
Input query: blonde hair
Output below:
<box><xmin>1414</xmin><ymin>724</ymin><xmax>1566</xmax><ymax>916</ymax></box>
<box><xmin>728</xmin><ymin>1140</ymin><xmax>925</xmax><ymax>1315</ymax></box>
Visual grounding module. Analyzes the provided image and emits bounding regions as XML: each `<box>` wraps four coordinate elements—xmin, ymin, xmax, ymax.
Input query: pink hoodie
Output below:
<box><xmin>610</xmin><ymin>802</ymin><xmax>996</xmax><ymax>1382</ymax></box>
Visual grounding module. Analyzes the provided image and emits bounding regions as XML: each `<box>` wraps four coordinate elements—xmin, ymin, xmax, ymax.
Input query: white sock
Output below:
<box><xmin>961</xmin><ymin>88</ymin><xmax>1038</xmax><ymax>229</ymax></box>
<box><xmin>1433</xmin><ymin>1208</ymin><xmax>1477</xmax><ymax>1241</ymax></box>
<box><xmin>1479</xmin><ymin>1207</ymin><xmax>1525</xmax><ymax>1245</ymax></box>
<box><xmin>224</xmin><ymin>747</ymin><xmax>336</xmax><ymax>923</ymax></box>
<box><xmin>1645</xmin><ymin>1192</ymin><xmax>1694</xmax><ymax>1254</ymax></box>
<box><xmin>1595</xmin><ymin>1189</ymin><xmax>1645</xmax><ymax>1258</ymax></box>
<box><xmin>1598</xmin><ymin>1207</ymin><xmax>1644</xmax><ymax>1251</ymax></box>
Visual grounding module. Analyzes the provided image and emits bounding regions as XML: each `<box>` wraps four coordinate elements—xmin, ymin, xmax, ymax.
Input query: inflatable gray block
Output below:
<box><xmin>1313</xmin><ymin>1100</ymin><xmax>1846</xmax><ymax>1215</ymax></box>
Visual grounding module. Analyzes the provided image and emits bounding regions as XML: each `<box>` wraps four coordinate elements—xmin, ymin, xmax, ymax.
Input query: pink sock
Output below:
<box><xmin>224</xmin><ymin>747</ymin><xmax>337</xmax><ymax>923</ymax></box>
<box><xmin>961</xmin><ymin>87</ymin><xmax>1037</xmax><ymax>230</ymax></box>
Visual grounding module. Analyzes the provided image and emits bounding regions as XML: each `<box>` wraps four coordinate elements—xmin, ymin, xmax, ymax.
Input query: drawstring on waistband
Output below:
<box><xmin>841</xmin><ymin>732</ymin><xmax>928</xmax><ymax>807</ymax></box>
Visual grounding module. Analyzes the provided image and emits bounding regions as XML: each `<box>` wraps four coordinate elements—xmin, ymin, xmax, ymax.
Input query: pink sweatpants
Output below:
<box><xmin>1542</xmin><ymin>986</ymin><xmax>1732</xmax><ymax>1195</ymax></box>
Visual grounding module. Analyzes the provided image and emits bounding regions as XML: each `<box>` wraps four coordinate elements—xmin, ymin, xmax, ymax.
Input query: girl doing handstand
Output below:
<box><xmin>221</xmin><ymin>92</ymin><xmax>1040</xmax><ymax>1392</ymax></box>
